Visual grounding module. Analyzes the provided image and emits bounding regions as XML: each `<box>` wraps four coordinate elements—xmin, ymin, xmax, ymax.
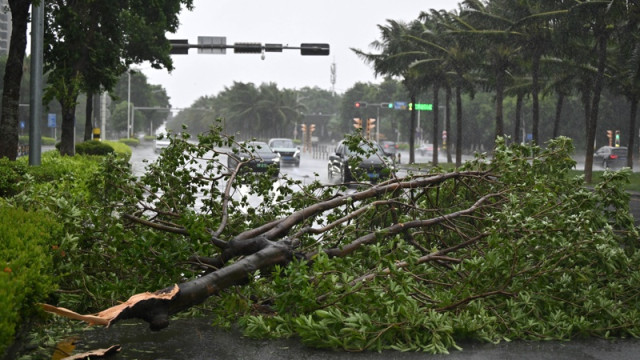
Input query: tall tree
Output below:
<box><xmin>353</xmin><ymin>19</ymin><xmax>424</xmax><ymax>163</ymax></box>
<box><xmin>0</xmin><ymin>0</ymin><xmax>31</xmax><ymax>160</ymax></box>
<box><xmin>610</xmin><ymin>1</ymin><xmax>640</xmax><ymax>169</ymax></box>
<box><xmin>458</xmin><ymin>0</ymin><xmax>520</xmax><ymax>142</ymax></box>
<box><xmin>569</xmin><ymin>1</ymin><xmax>625</xmax><ymax>183</ymax></box>
<box><xmin>44</xmin><ymin>0</ymin><xmax>193</xmax><ymax>155</ymax></box>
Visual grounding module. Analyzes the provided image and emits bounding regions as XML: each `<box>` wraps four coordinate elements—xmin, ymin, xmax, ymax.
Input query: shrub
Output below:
<box><xmin>41</xmin><ymin>137</ymin><xmax>56</xmax><ymax>146</ymax></box>
<box><xmin>103</xmin><ymin>140</ymin><xmax>132</xmax><ymax>161</ymax></box>
<box><xmin>0</xmin><ymin>159</ymin><xmax>28</xmax><ymax>198</ymax></box>
<box><xmin>118</xmin><ymin>137</ymin><xmax>140</xmax><ymax>148</ymax></box>
<box><xmin>0</xmin><ymin>205</ymin><xmax>61</xmax><ymax>356</ymax></box>
<box><xmin>75</xmin><ymin>140</ymin><xmax>115</xmax><ymax>156</ymax></box>
<box><xmin>17</xmin><ymin>136</ymin><xmax>56</xmax><ymax>146</ymax></box>
<box><xmin>143</xmin><ymin>135</ymin><xmax>156</xmax><ymax>142</ymax></box>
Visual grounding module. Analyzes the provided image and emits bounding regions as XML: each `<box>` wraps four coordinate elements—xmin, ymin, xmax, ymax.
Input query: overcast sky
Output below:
<box><xmin>142</xmin><ymin>0</ymin><xmax>461</xmax><ymax>109</ymax></box>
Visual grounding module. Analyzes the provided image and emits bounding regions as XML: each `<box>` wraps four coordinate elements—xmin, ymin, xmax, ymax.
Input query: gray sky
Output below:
<box><xmin>142</xmin><ymin>0</ymin><xmax>461</xmax><ymax>108</ymax></box>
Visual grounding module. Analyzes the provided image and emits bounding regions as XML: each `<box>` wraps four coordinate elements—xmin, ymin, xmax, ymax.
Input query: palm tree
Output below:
<box><xmin>420</xmin><ymin>8</ymin><xmax>478</xmax><ymax>166</ymax></box>
<box><xmin>609</xmin><ymin>2</ymin><xmax>640</xmax><ymax>168</ymax></box>
<box><xmin>565</xmin><ymin>1</ymin><xmax>627</xmax><ymax>183</ymax></box>
<box><xmin>353</xmin><ymin>19</ymin><xmax>425</xmax><ymax>163</ymax></box>
<box><xmin>457</xmin><ymin>0</ymin><xmax>521</xmax><ymax>142</ymax></box>
<box><xmin>219</xmin><ymin>82</ymin><xmax>262</xmax><ymax>139</ymax></box>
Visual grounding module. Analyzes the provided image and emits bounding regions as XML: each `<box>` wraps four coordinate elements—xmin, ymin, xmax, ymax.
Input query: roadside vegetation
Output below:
<box><xmin>2</xmin><ymin>132</ymin><xmax>640</xmax><ymax>358</ymax></box>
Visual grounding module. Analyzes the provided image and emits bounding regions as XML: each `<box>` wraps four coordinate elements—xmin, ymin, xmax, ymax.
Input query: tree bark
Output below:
<box><xmin>514</xmin><ymin>93</ymin><xmax>523</xmax><ymax>143</ymax></box>
<box><xmin>553</xmin><ymin>93</ymin><xmax>564</xmax><ymax>139</ymax></box>
<box><xmin>455</xmin><ymin>86</ymin><xmax>463</xmax><ymax>167</ymax></box>
<box><xmin>0</xmin><ymin>0</ymin><xmax>31</xmax><ymax>160</ymax></box>
<box><xmin>432</xmin><ymin>84</ymin><xmax>439</xmax><ymax>165</ymax></box>
<box><xmin>626</xmin><ymin>98</ymin><xmax>638</xmax><ymax>169</ymax></box>
<box><xmin>84</xmin><ymin>93</ymin><xmax>94</xmax><ymax>141</ymax></box>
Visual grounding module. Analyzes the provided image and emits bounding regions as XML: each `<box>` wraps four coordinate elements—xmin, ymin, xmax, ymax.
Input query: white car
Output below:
<box><xmin>268</xmin><ymin>138</ymin><xmax>300</xmax><ymax>167</ymax></box>
<box><xmin>154</xmin><ymin>135</ymin><xmax>170</xmax><ymax>153</ymax></box>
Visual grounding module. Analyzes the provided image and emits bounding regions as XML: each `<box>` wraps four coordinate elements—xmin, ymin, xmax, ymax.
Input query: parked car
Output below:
<box><xmin>380</xmin><ymin>141</ymin><xmax>399</xmax><ymax>155</ymax></box>
<box><xmin>268</xmin><ymin>138</ymin><xmax>300</xmax><ymax>167</ymax></box>
<box><xmin>593</xmin><ymin>146</ymin><xmax>628</xmax><ymax>169</ymax></box>
<box><xmin>328</xmin><ymin>140</ymin><xmax>395</xmax><ymax>183</ymax></box>
<box><xmin>227</xmin><ymin>141</ymin><xmax>280</xmax><ymax>175</ymax></box>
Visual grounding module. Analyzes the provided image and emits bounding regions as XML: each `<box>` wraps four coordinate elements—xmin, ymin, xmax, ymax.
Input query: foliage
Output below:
<box><xmin>0</xmin><ymin>205</ymin><xmax>62</xmax><ymax>356</ymax></box>
<box><xmin>75</xmin><ymin>140</ymin><xmax>114</xmax><ymax>156</ymax></box>
<box><xmin>226</xmin><ymin>137</ymin><xmax>640</xmax><ymax>352</ymax></box>
<box><xmin>0</xmin><ymin>158</ymin><xmax>28</xmax><ymax>198</ymax></box>
<box><xmin>6</xmin><ymin>122</ymin><xmax>640</xmax><ymax>355</ymax></box>
<box><xmin>118</xmin><ymin>137</ymin><xmax>140</xmax><ymax>148</ymax></box>
<box><xmin>102</xmin><ymin>140</ymin><xmax>132</xmax><ymax>161</ymax></box>
<box><xmin>17</xmin><ymin>136</ymin><xmax>56</xmax><ymax>146</ymax></box>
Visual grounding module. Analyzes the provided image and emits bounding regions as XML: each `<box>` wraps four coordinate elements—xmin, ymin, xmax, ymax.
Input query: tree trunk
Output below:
<box><xmin>531</xmin><ymin>53</ymin><xmax>541</xmax><ymax>145</ymax></box>
<box><xmin>84</xmin><ymin>92</ymin><xmax>94</xmax><ymax>141</ymax></box>
<box><xmin>445</xmin><ymin>86</ymin><xmax>452</xmax><ymax>164</ymax></box>
<box><xmin>432</xmin><ymin>84</ymin><xmax>439</xmax><ymax>166</ymax></box>
<box><xmin>455</xmin><ymin>86</ymin><xmax>462</xmax><ymax>168</ymax></box>
<box><xmin>627</xmin><ymin>98</ymin><xmax>638</xmax><ymax>169</ymax></box>
<box><xmin>514</xmin><ymin>93</ymin><xmax>523</xmax><ymax>143</ymax></box>
<box><xmin>0</xmin><ymin>0</ymin><xmax>31</xmax><ymax>160</ymax></box>
<box><xmin>59</xmin><ymin>102</ymin><xmax>77</xmax><ymax>156</ymax></box>
<box><xmin>495</xmin><ymin>70</ymin><xmax>505</xmax><ymax>141</ymax></box>
<box><xmin>553</xmin><ymin>94</ymin><xmax>565</xmax><ymax>139</ymax></box>
<box><xmin>409</xmin><ymin>94</ymin><xmax>416</xmax><ymax>164</ymax></box>
<box><xmin>584</xmin><ymin>32</ymin><xmax>608</xmax><ymax>184</ymax></box>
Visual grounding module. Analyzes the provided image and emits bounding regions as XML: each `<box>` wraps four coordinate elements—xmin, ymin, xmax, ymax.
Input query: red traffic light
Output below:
<box><xmin>355</xmin><ymin>102</ymin><xmax>367</xmax><ymax>108</ymax></box>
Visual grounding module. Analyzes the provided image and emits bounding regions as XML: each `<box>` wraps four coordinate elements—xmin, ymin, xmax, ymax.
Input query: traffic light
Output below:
<box><xmin>355</xmin><ymin>102</ymin><xmax>367</xmax><ymax>108</ymax></box>
<box><xmin>615</xmin><ymin>130</ymin><xmax>621</xmax><ymax>147</ymax></box>
<box><xmin>380</xmin><ymin>102</ymin><xmax>393</xmax><ymax>109</ymax></box>
<box><xmin>301</xmin><ymin>124</ymin><xmax>307</xmax><ymax>133</ymax></box>
<box><xmin>300</xmin><ymin>43</ymin><xmax>330</xmax><ymax>56</ymax></box>
<box><xmin>606</xmin><ymin>130</ymin><xmax>613</xmax><ymax>146</ymax></box>
<box><xmin>366</xmin><ymin>118</ymin><xmax>376</xmax><ymax>131</ymax></box>
<box><xmin>353</xmin><ymin>118</ymin><xmax>362</xmax><ymax>129</ymax></box>
<box><xmin>169</xmin><ymin>39</ymin><xmax>190</xmax><ymax>54</ymax></box>
<box><xmin>233</xmin><ymin>42</ymin><xmax>262</xmax><ymax>53</ymax></box>
<box><xmin>310</xmin><ymin>124</ymin><xmax>316</xmax><ymax>133</ymax></box>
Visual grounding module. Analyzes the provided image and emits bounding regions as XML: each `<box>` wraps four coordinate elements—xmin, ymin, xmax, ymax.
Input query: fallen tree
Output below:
<box><xmin>41</xmin><ymin>131</ymin><xmax>640</xmax><ymax>353</ymax></box>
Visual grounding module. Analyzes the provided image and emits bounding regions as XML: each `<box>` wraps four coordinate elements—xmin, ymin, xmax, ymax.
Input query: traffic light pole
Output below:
<box><xmin>169</xmin><ymin>39</ymin><xmax>330</xmax><ymax>56</ymax></box>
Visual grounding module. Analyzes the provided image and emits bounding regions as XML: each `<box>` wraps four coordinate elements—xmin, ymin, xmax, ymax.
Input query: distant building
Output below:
<box><xmin>0</xmin><ymin>0</ymin><xmax>11</xmax><ymax>56</ymax></box>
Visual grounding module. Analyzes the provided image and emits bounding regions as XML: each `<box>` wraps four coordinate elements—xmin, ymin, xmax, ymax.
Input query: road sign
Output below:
<box><xmin>47</xmin><ymin>113</ymin><xmax>56</xmax><ymax>128</ymax></box>
<box><xmin>409</xmin><ymin>103</ymin><xmax>433</xmax><ymax>111</ymax></box>
<box><xmin>394</xmin><ymin>101</ymin><xmax>407</xmax><ymax>110</ymax></box>
<box><xmin>198</xmin><ymin>36</ymin><xmax>226</xmax><ymax>54</ymax></box>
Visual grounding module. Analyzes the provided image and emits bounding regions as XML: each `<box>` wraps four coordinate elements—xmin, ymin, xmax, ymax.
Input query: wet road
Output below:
<box><xmin>73</xmin><ymin>318</ymin><xmax>640</xmax><ymax>360</ymax></box>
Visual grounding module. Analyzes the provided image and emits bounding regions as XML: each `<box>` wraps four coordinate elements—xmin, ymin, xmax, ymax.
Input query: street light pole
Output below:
<box><xmin>127</xmin><ymin>70</ymin><xmax>131</xmax><ymax>137</ymax></box>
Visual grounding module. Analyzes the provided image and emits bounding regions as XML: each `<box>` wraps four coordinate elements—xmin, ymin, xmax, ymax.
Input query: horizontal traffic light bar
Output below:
<box><xmin>354</xmin><ymin>101</ymin><xmax>434</xmax><ymax>111</ymax></box>
<box><xmin>169</xmin><ymin>38</ymin><xmax>330</xmax><ymax>56</ymax></box>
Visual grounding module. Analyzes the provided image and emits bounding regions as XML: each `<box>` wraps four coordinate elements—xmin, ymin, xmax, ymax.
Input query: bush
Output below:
<box><xmin>119</xmin><ymin>137</ymin><xmax>140</xmax><ymax>148</ymax></box>
<box><xmin>75</xmin><ymin>140</ymin><xmax>115</xmax><ymax>156</ymax></box>
<box><xmin>103</xmin><ymin>140</ymin><xmax>132</xmax><ymax>161</ymax></box>
<box><xmin>0</xmin><ymin>205</ymin><xmax>61</xmax><ymax>356</ymax></box>
<box><xmin>143</xmin><ymin>135</ymin><xmax>156</xmax><ymax>143</ymax></box>
<box><xmin>0</xmin><ymin>159</ymin><xmax>28</xmax><ymax>198</ymax></box>
<box><xmin>41</xmin><ymin>137</ymin><xmax>56</xmax><ymax>146</ymax></box>
<box><xmin>17</xmin><ymin>136</ymin><xmax>57</xmax><ymax>146</ymax></box>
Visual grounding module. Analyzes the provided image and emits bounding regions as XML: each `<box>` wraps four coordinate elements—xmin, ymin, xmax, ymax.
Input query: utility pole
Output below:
<box><xmin>29</xmin><ymin>1</ymin><xmax>44</xmax><ymax>166</ymax></box>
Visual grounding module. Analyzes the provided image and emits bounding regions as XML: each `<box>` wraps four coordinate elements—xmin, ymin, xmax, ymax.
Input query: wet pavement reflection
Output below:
<box><xmin>72</xmin><ymin>317</ymin><xmax>640</xmax><ymax>360</ymax></box>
